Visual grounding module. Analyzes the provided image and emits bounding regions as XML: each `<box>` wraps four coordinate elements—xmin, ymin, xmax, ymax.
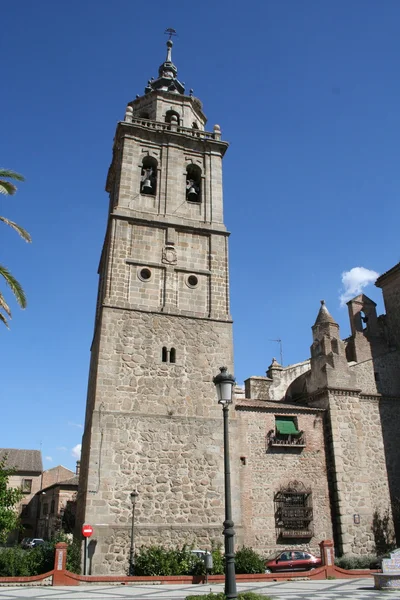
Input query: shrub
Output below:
<box><xmin>65</xmin><ymin>539</ymin><xmax>81</xmax><ymax>574</ymax></box>
<box><xmin>335</xmin><ymin>554</ymin><xmax>377</xmax><ymax>570</ymax></box>
<box><xmin>234</xmin><ymin>546</ymin><xmax>265</xmax><ymax>574</ymax></box>
<box><xmin>134</xmin><ymin>545</ymin><xmax>203</xmax><ymax>576</ymax></box>
<box><xmin>0</xmin><ymin>537</ymin><xmax>80</xmax><ymax>577</ymax></box>
<box><xmin>211</xmin><ymin>543</ymin><xmax>224</xmax><ymax>575</ymax></box>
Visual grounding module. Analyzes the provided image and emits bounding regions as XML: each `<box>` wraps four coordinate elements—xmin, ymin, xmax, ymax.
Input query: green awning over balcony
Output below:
<box><xmin>275</xmin><ymin>418</ymin><xmax>300</xmax><ymax>435</ymax></box>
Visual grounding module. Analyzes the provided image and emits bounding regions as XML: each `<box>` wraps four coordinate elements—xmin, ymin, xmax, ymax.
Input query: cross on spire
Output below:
<box><xmin>164</xmin><ymin>28</ymin><xmax>177</xmax><ymax>40</ymax></box>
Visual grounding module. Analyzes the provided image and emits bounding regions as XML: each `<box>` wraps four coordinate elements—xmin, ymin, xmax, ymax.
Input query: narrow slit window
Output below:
<box><xmin>162</xmin><ymin>347</ymin><xmax>168</xmax><ymax>363</ymax></box>
<box><xmin>170</xmin><ymin>348</ymin><xmax>176</xmax><ymax>363</ymax></box>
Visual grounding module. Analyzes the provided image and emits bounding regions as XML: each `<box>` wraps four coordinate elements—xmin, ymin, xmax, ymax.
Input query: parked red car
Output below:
<box><xmin>265</xmin><ymin>550</ymin><xmax>322</xmax><ymax>573</ymax></box>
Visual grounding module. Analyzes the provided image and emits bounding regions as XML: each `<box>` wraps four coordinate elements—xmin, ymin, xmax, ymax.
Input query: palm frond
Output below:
<box><xmin>0</xmin><ymin>181</ymin><xmax>17</xmax><ymax>195</ymax></box>
<box><xmin>0</xmin><ymin>292</ymin><xmax>11</xmax><ymax>317</ymax></box>
<box><xmin>0</xmin><ymin>216</ymin><xmax>32</xmax><ymax>242</ymax></box>
<box><xmin>0</xmin><ymin>310</ymin><xmax>9</xmax><ymax>328</ymax></box>
<box><xmin>0</xmin><ymin>264</ymin><xmax>27</xmax><ymax>308</ymax></box>
<box><xmin>0</xmin><ymin>170</ymin><xmax>25</xmax><ymax>182</ymax></box>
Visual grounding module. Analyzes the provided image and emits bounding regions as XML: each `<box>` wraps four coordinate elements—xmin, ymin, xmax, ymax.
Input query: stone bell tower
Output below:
<box><xmin>77</xmin><ymin>38</ymin><xmax>236</xmax><ymax>574</ymax></box>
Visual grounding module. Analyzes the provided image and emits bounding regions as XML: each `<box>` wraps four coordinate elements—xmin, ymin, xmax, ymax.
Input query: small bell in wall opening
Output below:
<box><xmin>142</xmin><ymin>179</ymin><xmax>153</xmax><ymax>194</ymax></box>
<box><xmin>186</xmin><ymin>179</ymin><xmax>199</xmax><ymax>201</ymax></box>
<box><xmin>187</xmin><ymin>186</ymin><xmax>198</xmax><ymax>201</ymax></box>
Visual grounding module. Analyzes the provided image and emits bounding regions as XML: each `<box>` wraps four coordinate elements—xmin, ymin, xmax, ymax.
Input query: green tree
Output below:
<box><xmin>0</xmin><ymin>169</ymin><xmax>31</xmax><ymax>327</ymax></box>
<box><xmin>0</xmin><ymin>454</ymin><xmax>24</xmax><ymax>543</ymax></box>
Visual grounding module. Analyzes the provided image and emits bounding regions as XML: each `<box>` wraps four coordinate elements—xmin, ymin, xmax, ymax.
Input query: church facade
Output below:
<box><xmin>77</xmin><ymin>40</ymin><xmax>400</xmax><ymax>574</ymax></box>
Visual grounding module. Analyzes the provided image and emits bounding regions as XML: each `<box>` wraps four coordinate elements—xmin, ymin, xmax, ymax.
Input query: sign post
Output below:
<box><xmin>82</xmin><ymin>524</ymin><xmax>93</xmax><ymax>575</ymax></box>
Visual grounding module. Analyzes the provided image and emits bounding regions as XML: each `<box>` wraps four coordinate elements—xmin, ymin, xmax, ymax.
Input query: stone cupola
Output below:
<box><xmin>124</xmin><ymin>38</ymin><xmax>208</xmax><ymax>131</ymax></box>
<box><xmin>144</xmin><ymin>39</ymin><xmax>185</xmax><ymax>95</ymax></box>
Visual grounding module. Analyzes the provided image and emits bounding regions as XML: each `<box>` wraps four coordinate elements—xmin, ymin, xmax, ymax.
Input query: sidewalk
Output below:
<box><xmin>0</xmin><ymin>578</ymin><xmax>389</xmax><ymax>600</ymax></box>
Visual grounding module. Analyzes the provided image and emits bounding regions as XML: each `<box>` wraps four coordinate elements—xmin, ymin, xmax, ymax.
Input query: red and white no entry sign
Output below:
<box><xmin>82</xmin><ymin>524</ymin><xmax>93</xmax><ymax>538</ymax></box>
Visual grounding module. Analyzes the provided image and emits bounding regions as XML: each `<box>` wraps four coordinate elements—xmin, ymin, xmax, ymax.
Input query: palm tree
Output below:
<box><xmin>0</xmin><ymin>169</ymin><xmax>31</xmax><ymax>328</ymax></box>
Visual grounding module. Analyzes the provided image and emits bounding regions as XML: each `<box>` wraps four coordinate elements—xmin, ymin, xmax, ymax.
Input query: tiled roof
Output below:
<box><xmin>0</xmin><ymin>448</ymin><xmax>42</xmax><ymax>473</ymax></box>
<box><xmin>41</xmin><ymin>475</ymin><xmax>79</xmax><ymax>492</ymax></box>
<box><xmin>58</xmin><ymin>475</ymin><xmax>79</xmax><ymax>486</ymax></box>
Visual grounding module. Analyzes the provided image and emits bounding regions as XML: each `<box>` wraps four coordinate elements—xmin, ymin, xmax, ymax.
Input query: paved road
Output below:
<box><xmin>0</xmin><ymin>579</ymin><xmax>394</xmax><ymax>600</ymax></box>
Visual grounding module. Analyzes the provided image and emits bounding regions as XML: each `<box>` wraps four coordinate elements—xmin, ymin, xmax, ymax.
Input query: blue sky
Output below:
<box><xmin>2</xmin><ymin>0</ymin><xmax>400</xmax><ymax>471</ymax></box>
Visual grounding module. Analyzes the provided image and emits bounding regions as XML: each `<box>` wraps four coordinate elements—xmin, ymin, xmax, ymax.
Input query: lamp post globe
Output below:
<box><xmin>129</xmin><ymin>490</ymin><xmax>139</xmax><ymax>576</ymax></box>
<box><xmin>213</xmin><ymin>366</ymin><xmax>237</xmax><ymax>600</ymax></box>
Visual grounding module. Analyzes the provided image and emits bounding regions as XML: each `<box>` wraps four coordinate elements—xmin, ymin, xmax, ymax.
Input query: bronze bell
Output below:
<box><xmin>142</xmin><ymin>179</ymin><xmax>153</xmax><ymax>194</ymax></box>
<box><xmin>187</xmin><ymin>186</ymin><xmax>198</xmax><ymax>201</ymax></box>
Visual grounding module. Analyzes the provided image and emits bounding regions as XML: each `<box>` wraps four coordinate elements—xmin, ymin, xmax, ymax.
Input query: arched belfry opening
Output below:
<box><xmin>165</xmin><ymin>110</ymin><xmax>180</xmax><ymax>126</ymax></box>
<box><xmin>140</xmin><ymin>156</ymin><xmax>157</xmax><ymax>195</ymax></box>
<box><xmin>186</xmin><ymin>164</ymin><xmax>201</xmax><ymax>202</ymax></box>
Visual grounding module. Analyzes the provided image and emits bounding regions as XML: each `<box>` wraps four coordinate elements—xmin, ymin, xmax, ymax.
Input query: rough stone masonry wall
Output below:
<box><xmin>80</xmin><ymin>307</ymin><xmax>236</xmax><ymax>574</ymax></box>
<box><xmin>379</xmin><ymin>398</ymin><xmax>400</xmax><ymax>543</ymax></box>
<box><xmin>236</xmin><ymin>407</ymin><xmax>332</xmax><ymax>557</ymax></box>
<box><xmin>83</xmin><ymin>412</ymin><xmax>241</xmax><ymax>574</ymax></box>
<box><xmin>327</xmin><ymin>391</ymin><xmax>393</xmax><ymax>555</ymax></box>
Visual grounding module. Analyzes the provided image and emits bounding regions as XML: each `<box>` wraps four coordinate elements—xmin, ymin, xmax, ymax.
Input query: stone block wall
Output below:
<box><xmin>113</xmin><ymin>127</ymin><xmax>226</xmax><ymax>226</ymax></box>
<box><xmin>235</xmin><ymin>404</ymin><xmax>332</xmax><ymax>556</ymax></box>
<box><xmin>325</xmin><ymin>390</ymin><xmax>394</xmax><ymax>555</ymax></box>
<box><xmin>380</xmin><ymin>398</ymin><xmax>400</xmax><ymax>543</ymax></box>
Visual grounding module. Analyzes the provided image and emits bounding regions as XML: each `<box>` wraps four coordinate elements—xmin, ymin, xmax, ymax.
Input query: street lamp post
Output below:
<box><xmin>213</xmin><ymin>366</ymin><xmax>237</xmax><ymax>600</ymax></box>
<box><xmin>129</xmin><ymin>490</ymin><xmax>139</xmax><ymax>576</ymax></box>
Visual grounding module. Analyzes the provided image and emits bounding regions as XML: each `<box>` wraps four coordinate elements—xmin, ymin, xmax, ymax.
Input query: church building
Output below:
<box><xmin>77</xmin><ymin>39</ymin><xmax>400</xmax><ymax>574</ymax></box>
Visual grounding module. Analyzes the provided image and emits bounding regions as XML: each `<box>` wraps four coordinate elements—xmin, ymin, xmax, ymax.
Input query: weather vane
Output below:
<box><xmin>164</xmin><ymin>28</ymin><xmax>177</xmax><ymax>40</ymax></box>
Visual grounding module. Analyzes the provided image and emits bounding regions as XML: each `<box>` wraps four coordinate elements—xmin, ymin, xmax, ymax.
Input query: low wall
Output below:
<box><xmin>0</xmin><ymin>542</ymin><xmax>377</xmax><ymax>587</ymax></box>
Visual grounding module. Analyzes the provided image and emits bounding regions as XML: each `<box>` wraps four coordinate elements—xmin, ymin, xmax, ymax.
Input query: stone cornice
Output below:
<box><xmin>117</xmin><ymin>121</ymin><xmax>229</xmax><ymax>156</ymax></box>
<box><xmin>235</xmin><ymin>400</ymin><xmax>324</xmax><ymax>413</ymax></box>
<box><xmin>326</xmin><ymin>387</ymin><xmax>362</xmax><ymax>397</ymax></box>
<box><xmin>360</xmin><ymin>393</ymin><xmax>382</xmax><ymax>401</ymax></box>
<box><xmin>101</xmin><ymin>302</ymin><xmax>233</xmax><ymax>324</ymax></box>
<box><xmin>308</xmin><ymin>386</ymin><xmax>362</xmax><ymax>398</ymax></box>
<box><xmin>111</xmin><ymin>211</ymin><xmax>230</xmax><ymax>237</ymax></box>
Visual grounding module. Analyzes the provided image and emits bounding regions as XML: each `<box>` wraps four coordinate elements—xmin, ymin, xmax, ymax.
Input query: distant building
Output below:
<box><xmin>1</xmin><ymin>448</ymin><xmax>79</xmax><ymax>542</ymax></box>
<box><xmin>37</xmin><ymin>470</ymin><xmax>79</xmax><ymax>540</ymax></box>
<box><xmin>77</xmin><ymin>39</ymin><xmax>400</xmax><ymax>574</ymax></box>
<box><xmin>1</xmin><ymin>448</ymin><xmax>42</xmax><ymax>543</ymax></box>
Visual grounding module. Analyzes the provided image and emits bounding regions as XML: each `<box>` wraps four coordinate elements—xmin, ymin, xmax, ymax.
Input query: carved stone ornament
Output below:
<box><xmin>162</xmin><ymin>245</ymin><xmax>177</xmax><ymax>265</ymax></box>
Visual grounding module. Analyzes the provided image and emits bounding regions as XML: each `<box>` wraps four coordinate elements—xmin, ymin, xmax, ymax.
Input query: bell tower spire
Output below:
<box><xmin>144</xmin><ymin>29</ymin><xmax>185</xmax><ymax>95</ymax></box>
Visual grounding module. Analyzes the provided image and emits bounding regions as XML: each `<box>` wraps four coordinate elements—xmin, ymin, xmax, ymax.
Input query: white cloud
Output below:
<box><xmin>339</xmin><ymin>267</ymin><xmax>379</xmax><ymax>307</ymax></box>
<box><xmin>71</xmin><ymin>444</ymin><xmax>82</xmax><ymax>459</ymax></box>
<box><xmin>56</xmin><ymin>446</ymin><xmax>68</xmax><ymax>451</ymax></box>
<box><xmin>45</xmin><ymin>456</ymin><xmax>53</xmax><ymax>462</ymax></box>
<box><xmin>68</xmin><ymin>421</ymin><xmax>83</xmax><ymax>429</ymax></box>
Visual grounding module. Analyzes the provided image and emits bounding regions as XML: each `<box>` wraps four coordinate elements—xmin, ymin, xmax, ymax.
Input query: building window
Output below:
<box><xmin>21</xmin><ymin>504</ymin><xmax>29</xmax><ymax>517</ymax></box>
<box><xmin>186</xmin><ymin>274</ymin><xmax>199</xmax><ymax>288</ymax></box>
<box><xmin>21</xmin><ymin>479</ymin><xmax>32</xmax><ymax>494</ymax></box>
<box><xmin>274</xmin><ymin>481</ymin><xmax>313</xmax><ymax>539</ymax></box>
<box><xmin>43</xmin><ymin>503</ymin><xmax>49</xmax><ymax>516</ymax></box>
<box><xmin>186</xmin><ymin>164</ymin><xmax>202</xmax><ymax>202</ymax></box>
<box><xmin>161</xmin><ymin>347</ymin><xmax>176</xmax><ymax>364</ymax></box>
<box><xmin>138</xmin><ymin>267</ymin><xmax>152</xmax><ymax>282</ymax></box>
<box><xmin>140</xmin><ymin>156</ymin><xmax>157</xmax><ymax>196</ymax></box>
<box><xmin>50</xmin><ymin>499</ymin><xmax>55</xmax><ymax>514</ymax></box>
<box><xmin>267</xmin><ymin>416</ymin><xmax>305</xmax><ymax>447</ymax></box>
